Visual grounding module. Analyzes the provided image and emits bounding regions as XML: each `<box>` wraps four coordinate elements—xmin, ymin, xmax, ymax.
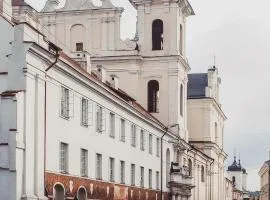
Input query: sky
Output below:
<box><xmin>27</xmin><ymin>0</ymin><xmax>270</xmax><ymax>191</ymax></box>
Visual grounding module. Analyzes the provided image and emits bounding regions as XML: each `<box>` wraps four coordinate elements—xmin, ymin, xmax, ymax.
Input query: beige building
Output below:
<box><xmin>259</xmin><ymin>160</ymin><xmax>270</xmax><ymax>200</ymax></box>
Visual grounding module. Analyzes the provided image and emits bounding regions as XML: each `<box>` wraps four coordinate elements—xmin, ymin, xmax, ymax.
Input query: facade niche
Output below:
<box><xmin>152</xmin><ymin>19</ymin><xmax>164</xmax><ymax>50</ymax></box>
<box><xmin>70</xmin><ymin>24</ymin><xmax>86</xmax><ymax>52</ymax></box>
<box><xmin>148</xmin><ymin>80</ymin><xmax>159</xmax><ymax>113</ymax></box>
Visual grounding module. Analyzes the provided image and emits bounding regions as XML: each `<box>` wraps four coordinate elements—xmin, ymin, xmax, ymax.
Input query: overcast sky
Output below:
<box><xmin>27</xmin><ymin>0</ymin><xmax>270</xmax><ymax>191</ymax></box>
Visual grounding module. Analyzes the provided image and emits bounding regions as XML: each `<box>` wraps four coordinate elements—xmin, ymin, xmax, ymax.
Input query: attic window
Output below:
<box><xmin>76</xmin><ymin>43</ymin><xmax>83</xmax><ymax>51</ymax></box>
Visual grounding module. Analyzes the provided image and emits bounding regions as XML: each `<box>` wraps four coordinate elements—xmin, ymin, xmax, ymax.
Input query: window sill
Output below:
<box><xmin>81</xmin><ymin>124</ymin><xmax>89</xmax><ymax>128</ymax></box>
<box><xmin>60</xmin><ymin>115</ymin><xmax>70</xmax><ymax>121</ymax></box>
<box><xmin>60</xmin><ymin>171</ymin><xmax>69</xmax><ymax>174</ymax></box>
<box><xmin>109</xmin><ymin>135</ymin><xmax>115</xmax><ymax>139</ymax></box>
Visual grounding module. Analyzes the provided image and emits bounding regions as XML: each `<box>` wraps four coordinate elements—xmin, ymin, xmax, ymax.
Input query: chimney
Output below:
<box><xmin>96</xmin><ymin>65</ymin><xmax>106</xmax><ymax>83</ymax></box>
<box><xmin>0</xmin><ymin>0</ymin><xmax>12</xmax><ymax>21</ymax></box>
<box><xmin>110</xmin><ymin>74</ymin><xmax>119</xmax><ymax>90</ymax></box>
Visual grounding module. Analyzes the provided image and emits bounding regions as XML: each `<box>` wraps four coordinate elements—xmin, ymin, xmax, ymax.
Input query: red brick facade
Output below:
<box><xmin>45</xmin><ymin>172</ymin><xmax>169</xmax><ymax>200</ymax></box>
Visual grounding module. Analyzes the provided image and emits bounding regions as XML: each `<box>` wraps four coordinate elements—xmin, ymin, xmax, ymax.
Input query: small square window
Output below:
<box><xmin>76</xmin><ymin>43</ymin><xmax>83</xmax><ymax>51</ymax></box>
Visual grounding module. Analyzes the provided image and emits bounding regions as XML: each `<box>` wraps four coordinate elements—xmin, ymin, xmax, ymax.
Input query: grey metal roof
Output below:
<box><xmin>265</xmin><ymin>160</ymin><xmax>270</xmax><ymax>166</ymax></box>
<box><xmin>187</xmin><ymin>73</ymin><xmax>208</xmax><ymax>99</ymax></box>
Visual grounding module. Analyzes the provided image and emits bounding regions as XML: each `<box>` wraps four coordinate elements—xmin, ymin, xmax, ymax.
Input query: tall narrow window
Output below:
<box><xmin>81</xmin><ymin>98</ymin><xmax>88</xmax><ymax>126</ymax></box>
<box><xmin>152</xmin><ymin>19</ymin><xmax>164</xmax><ymax>50</ymax></box>
<box><xmin>109</xmin><ymin>113</ymin><xmax>115</xmax><ymax>138</ymax></box>
<box><xmin>149</xmin><ymin>169</ymin><xmax>152</xmax><ymax>189</ymax></box>
<box><xmin>109</xmin><ymin>157</ymin><xmax>115</xmax><ymax>182</ymax></box>
<box><xmin>156</xmin><ymin>171</ymin><xmax>160</xmax><ymax>190</ymax></box>
<box><xmin>201</xmin><ymin>166</ymin><xmax>205</xmax><ymax>182</ymax></box>
<box><xmin>156</xmin><ymin>138</ymin><xmax>160</xmax><ymax>157</ymax></box>
<box><xmin>188</xmin><ymin>159</ymin><xmax>192</xmax><ymax>176</ymax></box>
<box><xmin>120</xmin><ymin>119</ymin><xmax>126</xmax><ymax>142</ymax></box>
<box><xmin>166</xmin><ymin>149</ymin><xmax>170</xmax><ymax>185</ymax></box>
<box><xmin>140</xmin><ymin>130</ymin><xmax>145</xmax><ymax>151</ymax></box>
<box><xmin>131</xmin><ymin>124</ymin><xmax>136</xmax><ymax>147</ymax></box>
<box><xmin>131</xmin><ymin>164</ymin><xmax>135</xmax><ymax>186</ymax></box>
<box><xmin>140</xmin><ymin>167</ymin><xmax>144</xmax><ymax>187</ymax></box>
<box><xmin>61</xmin><ymin>86</ymin><xmax>70</xmax><ymax>119</ymax></box>
<box><xmin>96</xmin><ymin>153</ymin><xmax>102</xmax><ymax>180</ymax></box>
<box><xmin>54</xmin><ymin>184</ymin><xmax>65</xmax><ymax>200</ymax></box>
<box><xmin>80</xmin><ymin>149</ymin><xmax>88</xmax><ymax>177</ymax></box>
<box><xmin>96</xmin><ymin>105</ymin><xmax>105</xmax><ymax>132</ymax></box>
<box><xmin>148</xmin><ymin>80</ymin><xmax>159</xmax><ymax>113</ymax></box>
<box><xmin>215</xmin><ymin>122</ymin><xmax>218</xmax><ymax>142</ymax></box>
<box><xmin>180</xmin><ymin>24</ymin><xmax>183</xmax><ymax>55</ymax></box>
<box><xmin>60</xmin><ymin>143</ymin><xmax>68</xmax><ymax>173</ymax></box>
<box><xmin>149</xmin><ymin>134</ymin><xmax>153</xmax><ymax>154</ymax></box>
<box><xmin>180</xmin><ymin>84</ymin><xmax>184</xmax><ymax>116</ymax></box>
<box><xmin>120</xmin><ymin>161</ymin><xmax>125</xmax><ymax>184</ymax></box>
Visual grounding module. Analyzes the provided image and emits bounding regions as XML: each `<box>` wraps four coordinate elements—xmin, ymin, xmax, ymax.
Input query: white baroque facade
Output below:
<box><xmin>0</xmin><ymin>0</ymin><xmax>227</xmax><ymax>200</ymax></box>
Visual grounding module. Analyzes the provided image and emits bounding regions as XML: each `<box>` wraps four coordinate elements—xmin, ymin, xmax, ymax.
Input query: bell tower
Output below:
<box><xmin>130</xmin><ymin>0</ymin><xmax>194</xmax><ymax>57</ymax></box>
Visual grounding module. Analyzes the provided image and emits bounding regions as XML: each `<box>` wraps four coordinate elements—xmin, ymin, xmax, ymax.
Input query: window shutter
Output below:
<box><xmin>68</xmin><ymin>90</ymin><xmax>74</xmax><ymax>118</ymax></box>
<box><xmin>88</xmin><ymin>100</ymin><xmax>93</xmax><ymax>126</ymax></box>
<box><xmin>101</xmin><ymin>108</ymin><xmax>106</xmax><ymax>132</ymax></box>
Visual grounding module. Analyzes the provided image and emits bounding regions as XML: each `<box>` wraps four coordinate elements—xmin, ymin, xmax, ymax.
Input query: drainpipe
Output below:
<box><xmin>209</xmin><ymin>159</ymin><xmax>214</xmax><ymax>200</ymax></box>
<box><xmin>160</xmin><ymin>127</ymin><xmax>169</xmax><ymax>200</ymax></box>
<box><xmin>44</xmin><ymin>50</ymin><xmax>59</xmax><ymax>196</ymax></box>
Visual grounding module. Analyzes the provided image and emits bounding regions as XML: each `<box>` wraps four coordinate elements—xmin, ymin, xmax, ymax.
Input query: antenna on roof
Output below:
<box><xmin>233</xmin><ymin>148</ymin><xmax>236</xmax><ymax>161</ymax></box>
<box><xmin>213</xmin><ymin>54</ymin><xmax>216</xmax><ymax>67</ymax></box>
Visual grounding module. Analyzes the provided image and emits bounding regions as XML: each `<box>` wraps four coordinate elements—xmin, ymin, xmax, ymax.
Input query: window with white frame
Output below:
<box><xmin>96</xmin><ymin>105</ymin><xmax>105</xmax><ymax>133</ymax></box>
<box><xmin>60</xmin><ymin>86</ymin><xmax>71</xmax><ymax>119</ymax></box>
<box><xmin>131</xmin><ymin>164</ymin><xmax>135</xmax><ymax>186</ymax></box>
<box><xmin>140</xmin><ymin>130</ymin><xmax>145</xmax><ymax>151</ymax></box>
<box><xmin>156</xmin><ymin>171</ymin><xmax>160</xmax><ymax>190</ymax></box>
<box><xmin>81</xmin><ymin>98</ymin><xmax>88</xmax><ymax>126</ymax></box>
<box><xmin>120</xmin><ymin>161</ymin><xmax>125</xmax><ymax>184</ymax></box>
<box><xmin>109</xmin><ymin>113</ymin><xmax>115</xmax><ymax>138</ymax></box>
<box><xmin>140</xmin><ymin>166</ymin><xmax>144</xmax><ymax>187</ymax></box>
<box><xmin>131</xmin><ymin>124</ymin><xmax>136</xmax><ymax>147</ymax></box>
<box><xmin>80</xmin><ymin>149</ymin><xmax>88</xmax><ymax>177</ymax></box>
<box><xmin>149</xmin><ymin>134</ymin><xmax>153</xmax><ymax>154</ymax></box>
<box><xmin>96</xmin><ymin>153</ymin><xmax>102</xmax><ymax>179</ymax></box>
<box><xmin>156</xmin><ymin>138</ymin><xmax>160</xmax><ymax>157</ymax></box>
<box><xmin>60</xmin><ymin>142</ymin><xmax>68</xmax><ymax>173</ymax></box>
<box><xmin>149</xmin><ymin>169</ymin><xmax>152</xmax><ymax>189</ymax></box>
<box><xmin>109</xmin><ymin>157</ymin><xmax>115</xmax><ymax>182</ymax></box>
<box><xmin>120</xmin><ymin>119</ymin><xmax>125</xmax><ymax>142</ymax></box>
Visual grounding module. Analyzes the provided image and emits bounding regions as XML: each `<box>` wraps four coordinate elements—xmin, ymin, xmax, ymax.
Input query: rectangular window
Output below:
<box><xmin>149</xmin><ymin>169</ymin><xmax>152</xmax><ymax>189</ymax></box>
<box><xmin>60</xmin><ymin>142</ymin><xmax>68</xmax><ymax>173</ymax></box>
<box><xmin>149</xmin><ymin>134</ymin><xmax>153</xmax><ymax>154</ymax></box>
<box><xmin>156</xmin><ymin>171</ymin><xmax>160</xmax><ymax>190</ymax></box>
<box><xmin>131</xmin><ymin>164</ymin><xmax>135</xmax><ymax>186</ymax></box>
<box><xmin>120</xmin><ymin>161</ymin><xmax>125</xmax><ymax>184</ymax></box>
<box><xmin>120</xmin><ymin>119</ymin><xmax>126</xmax><ymax>142</ymax></box>
<box><xmin>96</xmin><ymin>153</ymin><xmax>102</xmax><ymax>180</ymax></box>
<box><xmin>140</xmin><ymin>166</ymin><xmax>144</xmax><ymax>187</ymax></box>
<box><xmin>109</xmin><ymin>157</ymin><xmax>115</xmax><ymax>182</ymax></box>
<box><xmin>60</xmin><ymin>86</ymin><xmax>70</xmax><ymax>119</ymax></box>
<box><xmin>76</xmin><ymin>42</ymin><xmax>83</xmax><ymax>51</ymax></box>
<box><xmin>96</xmin><ymin>105</ymin><xmax>105</xmax><ymax>132</ymax></box>
<box><xmin>81</xmin><ymin>98</ymin><xmax>88</xmax><ymax>126</ymax></box>
<box><xmin>156</xmin><ymin>138</ymin><xmax>160</xmax><ymax>157</ymax></box>
<box><xmin>140</xmin><ymin>130</ymin><xmax>145</xmax><ymax>151</ymax></box>
<box><xmin>80</xmin><ymin>149</ymin><xmax>88</xmax><ymax>177</ymax></box>
<box><xmin>131</xmin><ymin>124</ymin><xmax>136</xmax><ymax>147</ymax></box>
<box><xmin>109</xmin><ymin>113</ymin><xmax>115</xmax><ymax>138</ymax></box>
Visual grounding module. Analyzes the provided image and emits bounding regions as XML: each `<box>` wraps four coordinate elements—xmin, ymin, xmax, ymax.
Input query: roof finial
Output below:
<box><xmin>238</xmin><ymin>152</ymin><xmax>241</xmax><ymax>165</ymax></box>
<box><xmin>233</xmin><ymin>148</ymin><xmax>236</xmax><ymax>161</ymax></box>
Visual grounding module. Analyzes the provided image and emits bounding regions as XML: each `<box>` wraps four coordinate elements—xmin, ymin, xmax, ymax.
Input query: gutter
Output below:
<box><xmin>44</xmin><ymin>50</ymin><xmax>60</xmax><ymax>196</ymax></box>
<box><xmin>160</xmin><ymin>127</ymin><xmax>169</xmax><ymax>200</ymax></box>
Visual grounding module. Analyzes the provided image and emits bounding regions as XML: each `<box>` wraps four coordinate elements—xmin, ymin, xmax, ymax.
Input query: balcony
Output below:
<box><xmin>169</xmin><ymin>163</ymin><xmax>195</xmax><ymax>196</ymax></box>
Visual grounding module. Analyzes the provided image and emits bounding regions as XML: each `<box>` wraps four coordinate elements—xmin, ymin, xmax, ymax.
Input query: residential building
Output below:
<box><xmin>259</xmin><ymin>160</ymin><xmax>270</xmax><ymax>200</ymax></box>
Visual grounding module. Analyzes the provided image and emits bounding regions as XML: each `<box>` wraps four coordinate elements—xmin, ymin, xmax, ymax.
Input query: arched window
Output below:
<box><xmin>166</xmin><ymin>149</ymin><xmax>170</xmax><ymax>185</ymax></box>
<box><xmin>179</xmin><ymin>24</ymin><xmax>183</xmax><ymax>54</ymax></box>
<box><xmin>54</xmin><ymin>184</ymin><xmax>65</xmax><ymax>200</ymax></box>
<box><xmin>152</xmin><ymin>19</ymin><xmax>163</xmax><ymax>50</ymax></box>
<box><xmin>188</xmin><ymin>159</ymin><xmax>192</xmax><ymax>176</ymax></box>
<box><xmin>148</xmin><ymin>80</ymin><xmax>159</xmax><ymax>113</ymax></box>
<box><xmin>180</xmin><ymin>84</ymin><xmax>184</xmax><ymax>116</ymax></box>
<box><xmin>70</xmin><ymin>24</ymin><xmax>86</xmax><ymax>52</ymax></box>
<box><xmin>201</xmin><ymin>166</ymin><xmax>205</xmax><ymax>182</ymax></box>
<box><xmin>77</xmin><ymin>187</ymin><xmax>87</xmax><ymax>200</ymax></box>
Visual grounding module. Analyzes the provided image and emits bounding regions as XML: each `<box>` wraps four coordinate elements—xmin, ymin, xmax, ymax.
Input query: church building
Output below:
<box><xmin>0</xmin><ymin>0</ymin><xmax>227</xmax><ymax>200</ymax></box>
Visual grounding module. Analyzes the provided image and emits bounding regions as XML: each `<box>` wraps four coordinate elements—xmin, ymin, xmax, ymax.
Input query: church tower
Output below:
<box><xmin>129</xmin><ymin>0</ymin><xmax>194</xmax><ymax>140</ymax></box>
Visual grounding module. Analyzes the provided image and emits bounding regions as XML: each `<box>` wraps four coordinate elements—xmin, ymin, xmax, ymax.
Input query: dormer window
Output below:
<box><xmin>76</xmin><ymin>43</ymin><xmax>83</xmax><ymax>51</ymax></box>
<box><xmin>152</xmin><ymin>19</ymin><xmax>164</xmax><ymax>50</ymax></box>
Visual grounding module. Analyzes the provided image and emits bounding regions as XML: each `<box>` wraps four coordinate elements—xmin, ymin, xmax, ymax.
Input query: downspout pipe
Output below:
<box><xmin>44</xmin><ymin>50</ymin><xmax>59</xmax><ymax>196</ymax></box>
<box><xmin>160</xmin><ymin>127</ymin><xmax>169</xmax><ymax>200</ymax></box>
<box><xmin>209</xmin><ymin>159</ymin><xmax>214</xmax><ymax>200</ymax></box>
